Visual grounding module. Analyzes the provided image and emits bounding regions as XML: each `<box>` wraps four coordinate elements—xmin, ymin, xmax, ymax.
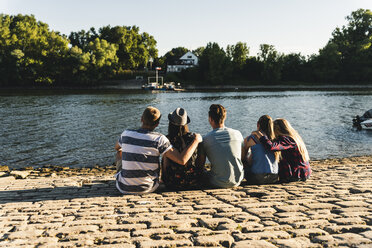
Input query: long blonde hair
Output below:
<box><xmin>258</xmin><ymin>115</ymin><xmax>280</xmax><ymax>162</ymax></box>
<box><xmin>273</xmin><ymin>119</ymin><xmax>310</xmax><ymax>161</ymax></box>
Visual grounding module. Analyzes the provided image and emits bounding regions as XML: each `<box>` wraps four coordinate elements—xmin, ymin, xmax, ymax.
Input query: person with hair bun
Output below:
<box><xmin>252</xmin><ymin>118</ymin><xmax>311</xmax><ymax>182</ymax></box>
<box><xmin>242</xmin><ymin>115</ymin><xmax>279</xmax><ymax>184</ymax></box>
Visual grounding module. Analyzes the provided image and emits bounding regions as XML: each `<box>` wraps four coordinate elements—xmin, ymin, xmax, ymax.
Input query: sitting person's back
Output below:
<box><xmin>115</xmin><ymin>106</ymin><xmax>202</xmax><ymax>194</ymax></box>
<box><xmin>162</xmin><ymin>108</ymin><xmax>202</xmax><ymax>190</ymax></box>
<box><xmin>242</xmin><ymin>115</ymin><xmax>279</xmax><ymax>184</ymax></box>
<box><xmin>254</xmin><ymin>118</ymin><xmax>311</xmax><ymax>182</ymax></box>
<box><xmin>198</xmin><ymin>104</ymin><xmax>244</xmax><ymax>188</ymax></box>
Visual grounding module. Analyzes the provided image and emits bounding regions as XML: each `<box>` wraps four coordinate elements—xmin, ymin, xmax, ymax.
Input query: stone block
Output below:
<box><xmin>324</xmin><ymin>224</ymin><xmax>372</xmax><ymax>234</ymax></box>
<box><xmin>132</xmin><ymin>228</ymin><xmax>174</xmax><ymax>237</ymax></box>
<box><xmin>194</xmin><ymin>234</ymin><xmax>234</xmax><ymax>247</ymax></box>
<box><xmin>329</xmin><ymin>217</ymin><xmax>365</xmax><ymax>225</ymax></box>
<box><xmin>289</xmin><ymin>228</ymin><xmax>328</xmax><ymax>238</ymax></box>
<box><xmin>332</xmin><ymin>233</ymin><xmax>371</xmax><ymax>246</ymax></box>
<box><xmin>274</xmin><ymin>237</ymin><xmax>321</xmax><ymax>248</ymax></box>
<box><xmin>335</xmin><ymin>201</ymin><xmax>370</xmax><ymax>208</ymax></box>
<box><xmin>232</xmin><ymin>240</ymin><xmax>277</xmax><ymax>248</ymax></box>
<box><xmin>138</xmin><ymin>239</ymin><xmax>193</xmax><ymax>248</ymax></box>
<box><xmin>199</xmin><ymin>217</ymin><xmax>235</xmax><ymax>230</ymax></box>
<box><xmin>234</xmin><ymin>231</ymin><xmax>291</xmax><ymax>241</ymax></box>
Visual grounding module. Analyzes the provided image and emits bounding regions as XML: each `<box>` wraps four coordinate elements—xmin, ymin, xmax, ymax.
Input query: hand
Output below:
<box><xmin>194</xmin><ymin>133</ymin><xmax>203</xmax><ymax>143</ymax></box>
<box><xmin>251</xmin><ymin>131</ymin><xmax>262</xmax><ymax>139</ymax></box>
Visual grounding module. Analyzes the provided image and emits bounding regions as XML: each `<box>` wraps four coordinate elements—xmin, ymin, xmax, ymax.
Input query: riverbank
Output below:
<box><xmin>0</xmin><ymin>156</ymin><xmax>371</xmax><ymax>247</ymax></box>
<box><xmin>2</xmin><ymin>81</ymin><xmax>372</xmax><ymax>94</ymax></box>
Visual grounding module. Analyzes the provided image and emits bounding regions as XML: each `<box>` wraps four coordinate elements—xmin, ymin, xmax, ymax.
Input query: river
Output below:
<box><xmin>1</xmin><ymin>90</ymin><xmax>371</xmax><ymax>169</ymax></box>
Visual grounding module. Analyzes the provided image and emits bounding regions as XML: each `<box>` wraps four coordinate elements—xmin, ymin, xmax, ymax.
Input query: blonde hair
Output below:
<box><xmin>258</xmin><ymin>115</ymin><xmax>280</xmax><ymax>161</ymax></box>
<box><xmin>273</xmin><ymin>119</ymin><xmax>310</xmax><ymax>161</ymax></box>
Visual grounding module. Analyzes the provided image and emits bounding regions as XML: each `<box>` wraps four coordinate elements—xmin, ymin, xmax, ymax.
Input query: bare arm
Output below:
<box><xmin>196</xmin><ymin>145</ymin><xmax>206</xmax><ymax>169</ymax></box>
<box><xmin>164</xmin><ymin>133</ymin><xmax>202</xmax><ymax>165</ymax></box>
<box><xmin>115</xmin><ymin>141</ymin><xmax>121</xmax><ymax>151</ymax></box>
<box><xmin>241</xmin><ymin>136</ymin><xmax>256</xmax><ymax>162</ymax></box>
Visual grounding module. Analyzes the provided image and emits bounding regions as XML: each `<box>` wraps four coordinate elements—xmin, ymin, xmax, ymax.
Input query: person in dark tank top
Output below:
<box><xmin>161</xmin><ymin>108</ymin><xmax>203</xmax><ymax>190</ymax></box>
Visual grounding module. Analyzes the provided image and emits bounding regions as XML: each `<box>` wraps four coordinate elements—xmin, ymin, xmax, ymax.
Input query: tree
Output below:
<box><xmin>68</xmin><ymin>27</ymin><xmax>98</xmax><ymax>51</ymax></box>
<box><xmin>198</xmin><ymin>42</ymin><xmax>231</xmax><ymax>84</ymax></box>
<box><xmin>99</xmin><ymin>25</ymin><xmax>157</xmax><ymax>70</ymax></box>
<box><xmin>161</xmin><ymin>47</ymin><xmax>189</xmax><ymax>66</ymax></box>
<box><xmin>86</xmin><ymin>38</ymin><xmax>118</xmax><ymax>80</ymax></box>
<box><xmin>192</xmin><ymin>46</ymin><xmax>205</xmax><ymax>57</ymax></box>
<box><xmin>281</xmin><ymin>53</ymin><xmax>307</xmax><ymax>82</ymax></box>
<box><xmin>328</xmin><ymin>8</ymin><xmax>372</xmax><ymax>82</ymax></box>
<box><xmin>0</xmin><ymin>14</ymin><xmax>69</xmax><ymax>86</ymax></box>
<box><xmin>258</xmin><ymin>44</ymin><xmax>283</xmax><ymax>83</ymax></box>
<box><xmin>226</xmin><ymin>42</ymin><xmax>249</xmax><ymax>70</ymax></box>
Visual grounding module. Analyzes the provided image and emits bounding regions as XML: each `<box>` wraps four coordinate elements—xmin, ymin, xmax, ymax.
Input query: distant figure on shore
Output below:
<box><xmin>242</xmin><ymin>115</ymin><xmax>279</xmax><ymax>184</ymax></box>
<box><xmin>252</xmin><ymin>118</ymin><xmax>311</xmax><ymax>182</ymax></box>
<box><xmin>197</xmin><ymin>104</ymin><xmax>244</xmax><ymax>188</ymax></box>
<box><xmin>114</xmin><ymin>106</ymin><xmax>202</xmax><ymax>194</ymax></box>
<box><xmin>161</xmin><ymin>108</ymin><xmax>203</xmax><ymax>190</ymax></box>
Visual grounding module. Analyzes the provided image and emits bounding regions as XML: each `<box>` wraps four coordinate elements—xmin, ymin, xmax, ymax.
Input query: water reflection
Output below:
<box><xmin>0</xmin><ymin>90</ymin><xmax>371</xmax><ymax>169</ymax></box>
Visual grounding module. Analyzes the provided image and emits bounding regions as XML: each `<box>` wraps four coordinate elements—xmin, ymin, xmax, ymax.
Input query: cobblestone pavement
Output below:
<box><xmin>0</xmin><ymin>158</ymin><xmax>371</xmax><ymax>247</ymax></box>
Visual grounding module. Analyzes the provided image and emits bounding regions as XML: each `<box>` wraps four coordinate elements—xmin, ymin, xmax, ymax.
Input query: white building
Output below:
<box><xmin>167</xmin><ymin>52</ymin><xmax>199</xmax><ymax>73</ymax></box>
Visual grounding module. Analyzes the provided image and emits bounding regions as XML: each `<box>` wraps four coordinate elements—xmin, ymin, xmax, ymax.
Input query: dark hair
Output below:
<box><xmin>257</xmin><ymin>115</ymin><xmax>275</xmax><ymax>140</ymax></box>
<box><xmin>167</xmin><ymin>122</ymin><xmax>189</xmax><ymax>142</ymax></box>
<box><xmin>208</xmin><ymin>104</ymin><xmax>226</xmax><ymax>124</ymax></box>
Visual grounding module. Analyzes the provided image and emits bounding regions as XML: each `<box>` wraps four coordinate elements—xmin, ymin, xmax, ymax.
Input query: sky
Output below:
<box><xmin>1</xmin><ymin>0</ymin><xmax>372</xmax><ymax>57</ymax></box>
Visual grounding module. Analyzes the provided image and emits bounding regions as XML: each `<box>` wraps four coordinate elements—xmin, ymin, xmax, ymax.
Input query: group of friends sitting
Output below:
<box><xmin>114</xmin><ymin>104</ymin><xmax>311</xmax><ymax>194</ymax></box>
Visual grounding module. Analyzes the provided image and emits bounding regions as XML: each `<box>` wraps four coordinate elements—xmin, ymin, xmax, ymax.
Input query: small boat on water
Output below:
<box><xmin>360</xmin><ymin>119</ymin><xmax>372</xmax><ymax>129</ymax></box>
<box><xmin>142</xmin><ymin>68</ymin><xmax>184</xmax><ymax>91</ymax></box>
<box><xmin>141</xmin><ymin>81</ymin><xmax>184</xmax><ymax>91</ymax></box>
<box><xmin>353</xmin><ymin>109</ymin><xmax>372</xmax><ymax>130</ymax></box>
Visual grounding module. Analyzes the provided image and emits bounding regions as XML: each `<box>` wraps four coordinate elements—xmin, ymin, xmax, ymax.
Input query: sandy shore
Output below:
<box><xmin>0</xmin><ymin>156</ymin><xmax>371</xmax><ymax>247</ymax></box>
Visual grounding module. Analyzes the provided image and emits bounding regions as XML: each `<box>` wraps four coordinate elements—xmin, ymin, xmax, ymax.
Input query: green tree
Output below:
<box><xmin>198</xmin><ymin>42</ymin><xmax>231</xmax><ymax>84</ymax></box>
<box><xmin>329</xmin><ymin>8</ymin><xmax>372</xmax><ymax>82</ymax></box>
<box><xmin>192</xmin><ymin>46</ymin><xmax>205</xmax><ymax>57</ymax></box>
<box><xmin>258</xmin><ymin>44</ymin><xmax>283</xmax><ymax>83</ymax></box>
<box><xmin>99</xmin><ymin>25</ymin><xmax>157</xmax><ymax>70</ymax></box>
<box><xmin>87</xmin><ymin>37</ymin><xmax>118</xmax><ymax>80</ymax></box>
<box><xmin>226</xmin><ymin>42</ymin><xmax>249</xmax><ymax>70</ymax></box>
<box><xmin>68</xmin><ymin>27</ymin><xmax>98</xmax><ymax>51</ymax></box>
<box><xmin>161</xmin><ymin>47</ymin><xmax>189</xmax><ymax>68</ymax></box>
<box><xmin>0</xmin><ymin>14</ymin><xmax>69</xmax><ymax>86</ymax></box>
<box><xmin>281</xmin><ymin>53</ymin><xmax>307</xmax><ymax>82</ymax></box>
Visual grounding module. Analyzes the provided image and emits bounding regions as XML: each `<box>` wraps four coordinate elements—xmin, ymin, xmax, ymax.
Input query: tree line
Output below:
<box><xmin>0</xmin><ymin>9</ymin><xmax>371</xmax><ymax>87</ymax></box>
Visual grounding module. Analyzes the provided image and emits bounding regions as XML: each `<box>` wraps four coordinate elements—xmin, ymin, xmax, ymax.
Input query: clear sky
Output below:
<box><xmin>1</xmin><ymin>0</ymin><xmax>371</xmax><ymax>57</ymax></box>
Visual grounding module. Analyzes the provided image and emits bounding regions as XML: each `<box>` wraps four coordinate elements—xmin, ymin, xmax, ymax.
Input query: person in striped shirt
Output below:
<box><xmin>114</xmin><ymin>106</ymin><xmax>202</xmax><ymax>194</ymax></box>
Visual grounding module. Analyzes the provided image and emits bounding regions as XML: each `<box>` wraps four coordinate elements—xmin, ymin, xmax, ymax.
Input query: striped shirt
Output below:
<box><xmin>116</xmin><ymin>128</ymin><xmax>172</xmax><ymax>194</ymax></box>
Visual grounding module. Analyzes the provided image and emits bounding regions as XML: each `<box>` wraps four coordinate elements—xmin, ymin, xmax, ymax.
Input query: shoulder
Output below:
<box><xmin>226</xmin><ymin>127</ymin><xmax>243</xmax><ymax>139</ymax></box>
<box><xmin>278</xmin><ymin>136</ymin><xmax>296</xmax><ymax>144</ymax></box>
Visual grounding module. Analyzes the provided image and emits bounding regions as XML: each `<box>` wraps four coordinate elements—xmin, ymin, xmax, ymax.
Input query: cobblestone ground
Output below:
<box><xmin>0</xmin><ymin>157</ymin><xmax>371</xmax><ymax>247</ymax></box>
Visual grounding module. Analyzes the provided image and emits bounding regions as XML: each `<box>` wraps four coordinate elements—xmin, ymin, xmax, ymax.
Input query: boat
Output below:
<box><xmin>360</xmin><ymin>119</ymin><xmax>372</xmax><ymax>129</ymax></box>
<box><xmin>142</xmin><ymin>68</ymin><xmax>184</xmax><ymax>91</ymax></box>
<box><xmin>353</xmin><ymin>109</ymin><xmax>372</xmax><ymax>130</ymax></box>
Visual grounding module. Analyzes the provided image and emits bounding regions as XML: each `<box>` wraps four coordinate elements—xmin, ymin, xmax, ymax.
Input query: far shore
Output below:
<box><xmin>1</xmin><ymin>81</ymin><xmax>372</xmax><ymax>94</ymax></box>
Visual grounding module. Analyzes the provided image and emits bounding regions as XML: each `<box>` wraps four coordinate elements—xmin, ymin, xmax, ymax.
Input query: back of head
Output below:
<box><xmin>209</xmin><ymin>104</ymin><xmax>226</xmax><ymax>125</ymax></box>
<box><xmin>274</xmin><ymin>118</ymin><xmax>309</xmax><ymax>161</ymax></box>
<box><xmin>142</xmin><ymin>106</ymin><xmax>161</xmax><ymax>128</ymax></box>
<box><xmin>168</xmin><ymin>122</ymin><xmax>189</xmax><ymax>141</ymax></box>
<box><xmin>258</xmin><ymin>115</ymin><xmax>275</xmax><ymax>140</ymax></box>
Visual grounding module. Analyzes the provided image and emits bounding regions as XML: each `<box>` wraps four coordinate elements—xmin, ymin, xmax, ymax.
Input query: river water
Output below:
<box><xmin>1</xmin><ymin>90</ymin><xmax>372</xmax><ymax>169</ymax></box>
